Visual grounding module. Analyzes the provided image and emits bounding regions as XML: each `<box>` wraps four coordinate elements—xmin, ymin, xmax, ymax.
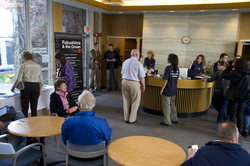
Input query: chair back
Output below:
<box><xmin>67</xmin><ymin>140</ymin><xmax>105</xmax><ymax>152</ymax></box>
<box><xmin>0</xmin><ymin>142</ymin><xmax>15</xmax><ymax>154</ymax></box>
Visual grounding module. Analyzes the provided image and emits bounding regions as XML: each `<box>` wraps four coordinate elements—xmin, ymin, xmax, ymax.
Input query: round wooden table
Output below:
<box><xmin>7</xmin><ymin>116</ymin><xmax>65</xmax><ymax>138</ymax></box>
<box><xmin>107</xmin><ymin>136</ymin><xmax>186</xmax><ymax>166</ymax></box>
<box><xmin>7</xmin><ymin>116</ymin><xmax>65</xmax><ymax>166</ymax></box>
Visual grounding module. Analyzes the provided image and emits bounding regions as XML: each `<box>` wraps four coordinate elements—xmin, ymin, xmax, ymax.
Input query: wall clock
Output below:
<box><xmin>181</xmin><ymin>36</ymin><xmax>191</xmax><ymax>44</ymax></box>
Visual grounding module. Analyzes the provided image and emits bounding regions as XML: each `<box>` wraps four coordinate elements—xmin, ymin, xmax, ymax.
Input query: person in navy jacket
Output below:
<box><xmin>144</xmin><ymin>50</ymin><xmax>155</xmax><ymax>69</ymax></box>
<box><xmin>188</xmin><ymin>54</ymin><xmax>206</xmax><ymax>79</ymax></box>
<box><xmin>182</xmin><ymin>122</ymin><xmax>250</xmax><ymax>166</ymax></box>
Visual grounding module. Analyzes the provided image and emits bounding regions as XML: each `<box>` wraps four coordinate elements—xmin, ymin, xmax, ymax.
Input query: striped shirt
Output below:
<box><xmin>121</xmin><ymin>56</ymin><xmax>145</xmax><ymax>82</ymax></box>
<box><xmin>13</xmin><ymin>61</ymin><xmax>44</xmax><ymax>88</ymax></box>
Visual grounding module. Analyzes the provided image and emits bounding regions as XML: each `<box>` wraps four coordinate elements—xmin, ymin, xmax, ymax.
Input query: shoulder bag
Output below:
<box><xmin>16</xmin><ymin>64</ymin><xmax>25</xmax><ymax>90</ymax></box>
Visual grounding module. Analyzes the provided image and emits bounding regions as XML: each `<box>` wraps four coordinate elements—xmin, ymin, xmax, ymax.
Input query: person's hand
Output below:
<box><xmin>147</xmin><ymin>71</ymin><xmax>151</xmax><ymax>75</ymax></box>
<box><xmin>0</xmin><ymin>121</ymin><xmax>4</xmax><ymax>129</ymax></box>
<box><xmin>113</xmin><ymin>58</ymin><xmax>116</xmax><ymax>62</ymax></box>
<box><xmin>201</xmin><ymin>74</ymin><xmax>204</xmax><ymax>77</ymax></box>
<box><xmin>160</xmin><ymin>88</ymin><xmax>164</xmax><ymax>95</ymax></box>
<box><xmin>52</xmin><ymin>74</ymin><xmax>56</xmax><ymax>78</ymax></box>
<box><xmin>188</xmin><ymin>148</ymin><xmax>197</xmax><ymax>160</ymax></box>
<box><xmin>71</xmin><ymin>106</ymin><xmax>78</xmax><ymax>112</ymax></box>
<box><xmin>66</xmin><ymin>106</ymin><xmax>78</xmax><ymax>113</ymax></box>
<box><xmin>232</xmin><ymin>60</ymin><xmax>236</xmax><ymax>66</ymax></box>
<box><xmin>141</xmin><ymin>85</ymin><xmax>145</xmax><ymax>93</ymax></box>
<box><xmin>10</xmin><ymin>86</ymin><xmax>15</xmax><ymax>92</ymax></box>
<box><xmin>190</xmin><ymin>60</ymin><xmax>194</xmax><ymax>64</ymax></box>
<box><xmin>106</xmin><ymin>59</ymin><xmax>109</xmax><ymax>62</ymax></box>
<box><xmin>54</xmin><ymin>77</ymin><xmax>60</xmax><ymax>80</ymax></box>
<box><xmin>202</xmin><ymin>77</ymin><xmax>207</xmax><ymax>82</ymax></box>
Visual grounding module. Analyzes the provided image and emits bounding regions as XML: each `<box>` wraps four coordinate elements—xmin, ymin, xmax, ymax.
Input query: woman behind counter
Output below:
<box><xmin>53</xmin><ymin>52</ymin><xmax>75</xmax><ymax>92</ymax></box>
<box><xmin>144</xmin><ymin>50</ymin><xmax>155</xmax><ymax>69</ymax></box>
<box><xmin>188</xmin><ymin>54</ymin><xmax>206</xmax><ymax>78</ymax></box>
<box><xmin>50</xmin><ymin>79</ymin><xmax>79</xmax><ymax>117</ymax></box>
<box><xmin>160</xmin><ymin>53</ymin><xmax>179</xmax><ymax>126</ymax></box>
<box><xmin>11</xmin><ymin>51</ymin><xmax>44</xmax><ymax>117</ymax></box>
<box><xmin>202</xmin><ymin>61</ymin><xmax>229</xmax><ymax>124</ymax></box>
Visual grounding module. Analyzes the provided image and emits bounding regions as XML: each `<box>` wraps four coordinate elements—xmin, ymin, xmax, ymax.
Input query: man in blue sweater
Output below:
<box><xmin>182</xmin><ymin>122</ymin><xmax>250</xmax><ymax>166</ymax></box>
<box><xmin>61</xmin><ymin>90</ymin><xmax>112</xmax><ymax>145</ymax></box>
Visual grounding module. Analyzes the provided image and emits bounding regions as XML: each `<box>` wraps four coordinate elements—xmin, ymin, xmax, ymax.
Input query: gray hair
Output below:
<box><xmin>78</xmin><ymin>90</ymin><xmax>96</xmax><ymax>111</ymax></box>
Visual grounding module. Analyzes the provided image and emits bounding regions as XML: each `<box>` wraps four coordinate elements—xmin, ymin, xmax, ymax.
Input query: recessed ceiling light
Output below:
<box><xmin>200</xmin><ymin>10</ymin><xmax>205</xmax><ymax>12</ymax></box>
<box><xmin>232</xmin><ymin>9</ymin><xmax>238</xmax><ymax>11</ymax></box>
<box><xmin>170</xmin><ymin>11</ymin><xmax>175</xmax><ymax>12</ymax></box>
<box><xmin>143</xmin><ymin>11</ymin><xmax>147</xmax><ymax>13</ymax></box>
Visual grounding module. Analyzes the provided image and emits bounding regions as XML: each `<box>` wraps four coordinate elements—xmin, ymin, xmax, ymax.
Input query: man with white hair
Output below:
<box><xmin>61</xmin><ymin>90</ymin><xmax>112</xmax><ymax>145</ymax></box>
<box><xmin>182</xmin><ymin>122</ymin><xmax>250</xmax><ymax>166</ymax></box>
<box><xmin>121</xmin><ymin>49</ymin><xmax>146</xmax><ymax>124</ymax></box>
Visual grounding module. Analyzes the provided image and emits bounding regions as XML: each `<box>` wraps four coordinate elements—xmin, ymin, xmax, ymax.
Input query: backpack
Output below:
<box><xmin>235</xmin><ymin>74</ymin><xmax>250</xmax><ymax>101</ymax></box>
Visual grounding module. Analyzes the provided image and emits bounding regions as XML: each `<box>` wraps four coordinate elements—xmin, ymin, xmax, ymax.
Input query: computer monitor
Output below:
<box><xmin>179</xmin><ymin>68</ymin><xmax>188</xmax><ymax>78</ymax></box>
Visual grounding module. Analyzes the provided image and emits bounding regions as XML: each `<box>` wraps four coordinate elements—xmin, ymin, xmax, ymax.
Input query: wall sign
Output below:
<box><xmin>54</xmin><ymin>32</ymin><xmax>83</xmax><ymax>99</ymax></box>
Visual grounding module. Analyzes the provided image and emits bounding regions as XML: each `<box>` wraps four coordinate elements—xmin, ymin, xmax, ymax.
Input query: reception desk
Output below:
<box><xmin>140</xmin><ymin>77</ymin><xmax>215</xmax><ymax>117</ymax></box>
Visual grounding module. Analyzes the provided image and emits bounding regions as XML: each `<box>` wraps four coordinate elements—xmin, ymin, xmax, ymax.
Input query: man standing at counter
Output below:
<box><xmin>121</xmin><ymin>49</ymin><xmax>145</xmax><ymax>124</ymax></box>
<box><xmin>160</xmin><ymin>54</ymin><xmax>179</xmax><ymax>126</ymax></box>
<box><xmin>213</xmin><ymin>53</ymin><xmax>228</xmax><ymax>73</ymax></box>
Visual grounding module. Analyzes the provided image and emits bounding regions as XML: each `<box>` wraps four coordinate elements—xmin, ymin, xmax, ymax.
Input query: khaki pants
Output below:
<box><xmin>89</xmin><ymin>64</ymin><xmax>100</xmax><ymax>89</ymax></box>
<box><xmin>162</xmin><ymin>95</ymin><xmax>178</xmax><ymax>125</ymax></box>
<box><xmin>122</xmin><ymin>80</ymin><xmax>141</xmax><ymax>122</ymax></box>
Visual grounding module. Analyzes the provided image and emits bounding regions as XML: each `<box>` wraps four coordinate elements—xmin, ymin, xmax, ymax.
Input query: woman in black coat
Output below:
<box><xmin>221</xmin><ymin>58</ymin><xmax>250</xmax><ymax>134</ymax></box>
<box><xmin>50</xmin><ymin>79</ymin><xmax>79</xmax><ymax>117</ymax></box>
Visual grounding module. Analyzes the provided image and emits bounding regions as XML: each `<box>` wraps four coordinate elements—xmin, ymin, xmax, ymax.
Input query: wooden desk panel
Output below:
<box><xmin>141</xmin><ymin>77</ymin><xmax>215</xmax><ymax>117</ymax></box>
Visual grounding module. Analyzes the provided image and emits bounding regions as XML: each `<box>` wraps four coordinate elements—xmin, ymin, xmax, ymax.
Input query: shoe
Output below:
<box><xmin>172</xmin><ymin>121</ymin><xmax>178</xmax><ymax>124</ymax></box>
<box><xmin>115</xmin><ymin>89</ymin><xmax>120</xmax><ymax>92</ymax></box>
<box><xmin>95</xmin><ymin>87</ymin><xmax>102</xmax><ymax>91</ymax></box>
<box><xmin>26</xmin><ymin>137</ymin><xmax>39</xmax><ymax>145</ymax></box>
<box><xmin>160</xmin><ymin>122</ymin><xmax>170</xmax><ymax>126</ymax></box>
<box><xmin>125</xmin><ymin>121</ymin><xmax>129</xmax><ymax>123</ymax></box>
<box><xmin>241</xmin><ymin>131</ymin><xmax>249</xmax><ymax>137</ymax></box>
<box><xmin>107</xmin><ymin>89</ymin><xmax>112</xmax><ymax>92</ymax></box>
<box><xmin>129</xmin><ymin>120</ymin><xmax>137</xmax><ymax>124</ymax></box>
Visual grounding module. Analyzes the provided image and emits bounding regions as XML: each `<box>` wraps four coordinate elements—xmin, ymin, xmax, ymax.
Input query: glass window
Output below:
<box><xmin>62</xmin><ymin>4</ymin><xmax>86</xmax><ymax>87</ymax></box>
<box><xmin>0</xmin><ymin>1</ymin><xmax>27</xmax><ymax>72</ymax></box>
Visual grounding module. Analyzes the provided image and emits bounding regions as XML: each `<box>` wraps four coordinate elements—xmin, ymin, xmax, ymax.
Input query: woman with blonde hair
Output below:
<box><xmin>144</xmin><ymin>50</ymin><xmax>155</xmax><ymax>69</ymax></box>
<box><xmin>188</xmin><ymin>54</ymin><xmax>206</xmax><ymax>78</ymax></box>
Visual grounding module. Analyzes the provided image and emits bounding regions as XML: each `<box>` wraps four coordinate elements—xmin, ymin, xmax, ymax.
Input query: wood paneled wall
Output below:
<box><xmin>99</xmin><ymin>14</ymin><xmax>143</xmax><ymax>87</ymax></box>
<box><xmin>237</xmin><ymin>12</ymin><xmax>250</xmax><ymax>40</ymax></box>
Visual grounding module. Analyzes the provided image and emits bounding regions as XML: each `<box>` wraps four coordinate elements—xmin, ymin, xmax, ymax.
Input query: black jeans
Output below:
<box><xmin>228</xmin><ymin>100</ymin><xmax>246</xmax><ymax>132</ymax></box>
<box><xmin>212</xmin><ymin>90</ymin><xmax>228</xmax><ymax>123</ymax></box>
<box><xmin>20</xmin><ymin>82</ymin><xmax>40</xmax><ymax>117</ymax></box>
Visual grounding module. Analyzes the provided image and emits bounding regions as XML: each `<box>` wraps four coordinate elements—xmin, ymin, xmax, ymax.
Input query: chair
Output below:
<box><xmin>64</xmin><ymin>140</ymin><xmax>107</xmax><ymax>166</ymax></box>
<box><xmin>0</xmin><ymin>134</ymin><xmax>46</xmax><ymax>166</ymax></box>
<box><xmin>51</xmin><ymin>112</ymin><xmax>60</xmax><ymax>153</ymax></box>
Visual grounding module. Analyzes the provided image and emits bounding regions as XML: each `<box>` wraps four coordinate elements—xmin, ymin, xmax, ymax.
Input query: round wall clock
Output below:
<box><xmin>181</xmin><ymin>36</ymin><xmax>191</xmax><ymax>44</ymax></box>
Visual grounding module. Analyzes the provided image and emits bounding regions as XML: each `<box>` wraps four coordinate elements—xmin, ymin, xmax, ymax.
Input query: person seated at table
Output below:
<box><xmin>144</xmin><ymin>50</ymin><xmax>155</xmax><ymax>69</ymax></box>
<box><xmin>188</xmin><ymin>54</ymin><xmax>206</xmax><ymax>79</ymax></box>
<box><xmin>182</xmin><ymin>122</ymin><xmax>250</xmax><ymax>166</ymax></box>
<box><xmin>202</xmin><ymin>61</ymin><xmax>229</xmax><ymax>124</ymax></box>
<box><xmin>0</xmin><ymin>106</ymin><xmax>28</xmax><ymax>145</ymax></box>
<box><xmin>61</xmin><ymin>90</ymin><xmax>112</xmax><ymax>145</ymax></box>
<box><xmin>50</xmin><ymin>79</ymin><xmax>79</xmax><ymax>117</ymax></box>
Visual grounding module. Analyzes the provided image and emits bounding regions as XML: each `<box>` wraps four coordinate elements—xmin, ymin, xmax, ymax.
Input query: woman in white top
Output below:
<box><xmin>11</xmin><ymin>51</ymin><xmax>44</xmax><ymax>117</ymax></box>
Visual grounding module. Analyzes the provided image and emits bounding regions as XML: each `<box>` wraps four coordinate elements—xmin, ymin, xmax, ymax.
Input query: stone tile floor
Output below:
<box><xmin>5</xmin><ymin>91</ymin><xmax>250</xmax><ymax>166</ymax></box>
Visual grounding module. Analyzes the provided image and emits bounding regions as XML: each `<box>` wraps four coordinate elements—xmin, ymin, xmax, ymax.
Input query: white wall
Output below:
<box><xmin>142</xmin><ymin>12</ymin><xmax>239</xmax><ymax>74</ymax></box>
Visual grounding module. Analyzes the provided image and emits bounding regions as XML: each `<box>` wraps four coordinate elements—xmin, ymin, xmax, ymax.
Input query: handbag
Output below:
<box><xmin>16</xmin><ymin>64</ymin><xmax>25</xmax><ymax>90</ymax></box>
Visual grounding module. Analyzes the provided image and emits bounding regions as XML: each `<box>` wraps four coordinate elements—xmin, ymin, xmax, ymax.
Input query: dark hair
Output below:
<box><xmin>109</xmin><ymin>43</ymin><xmax>113</xmax><ymax>47</ymax></box>
<box><xmin>54</xmin><ymin>52</ymin><xmax>67</xmax><ymax>68</ymax></box>
<box><xmin>217</xmin><ymin>61</ymin><xmax>227</xmax><ymax>67</ymax></box>
<box><xmin>217</xmin><ymin>122</ymin><xmax>238</xmax><ymax>142</ymax></box>
<box><xmin>54</xmin><ymin>79</ymin><xmax>66</xmax><ymax>91</ymax></box>
<box><xmin>220</xmin><ymin>53</ymin><xmax>228</xmax><ymax>59</ymax></box>
<box><xmin>168</xmin><ymin>53</ymin><xmax>179</xmax><ymax>73</ymax></box>
<box><xmin>94</xmin><ymin>42</ymin><xmax>99</xmax><ymax>47</ymax></box>
<box><xmin>195</xmin><ymin>54</ymin><xmax>206</xmax><ymax>66</ymax></box>
<box><xmin>228</xmin><ymin>60</ymin><xmax>234</xmax><ymax>66</ymax></box>
<box><xmin>234</xmin><ymin>58</ymin><xmax>249</xmax><ymax>70</ymax></box>
<box><xmin>139</xmin><ymin>55</ymin><xmax>143</xmax><ymax>60</ymax></box>
<box><xmin>21</xmin><ymin>51</ymin><xmax>33</xmax><ymax>60</ymax></box>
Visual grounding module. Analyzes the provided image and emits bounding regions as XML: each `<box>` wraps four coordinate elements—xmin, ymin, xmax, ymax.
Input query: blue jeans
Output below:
<box><xmin>243</xmin><ymin>114</ymin><xmax>250</xmax><ymax>132</ymax></box>
<box><xmin>212</xmin><ymin>90</ymin><xmax>229</xmax><ymax>123</ymax></box>
<box><xmin>107</xmin><ymin>69</ymin><xmax>118</xmax><ymax>90</ymax></box>
<box><xmin>3</xmin><ymin>111</ymin><xmax>26</xmax><ymax>145</ymax></box>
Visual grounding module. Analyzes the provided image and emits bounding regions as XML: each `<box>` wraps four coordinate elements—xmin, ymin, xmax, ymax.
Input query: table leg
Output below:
<box><xmin>40</xmin><ymin>137</ymin><xmax>45</xmax><ymax>166</ymax></box>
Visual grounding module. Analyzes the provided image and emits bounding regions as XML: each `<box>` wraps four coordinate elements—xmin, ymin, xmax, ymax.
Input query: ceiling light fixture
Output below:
<box><xmin>232</xmin><ymin>9</ymin><xmax>238</xmax><ymax>11</ymax></box>
<box><xmin>170</xmin><ymin>11</ymin><xmax>175</xmax><ymax>12</ymax></box>
<box><xmin>200</xmin><ymin>10</ymin><xmax>205</xmax><ymax>12</ymax></box>
<box><xmin>119</xmin><ymin>12</ymin><xmax>123</xmax><ymax>14</ymax></box>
